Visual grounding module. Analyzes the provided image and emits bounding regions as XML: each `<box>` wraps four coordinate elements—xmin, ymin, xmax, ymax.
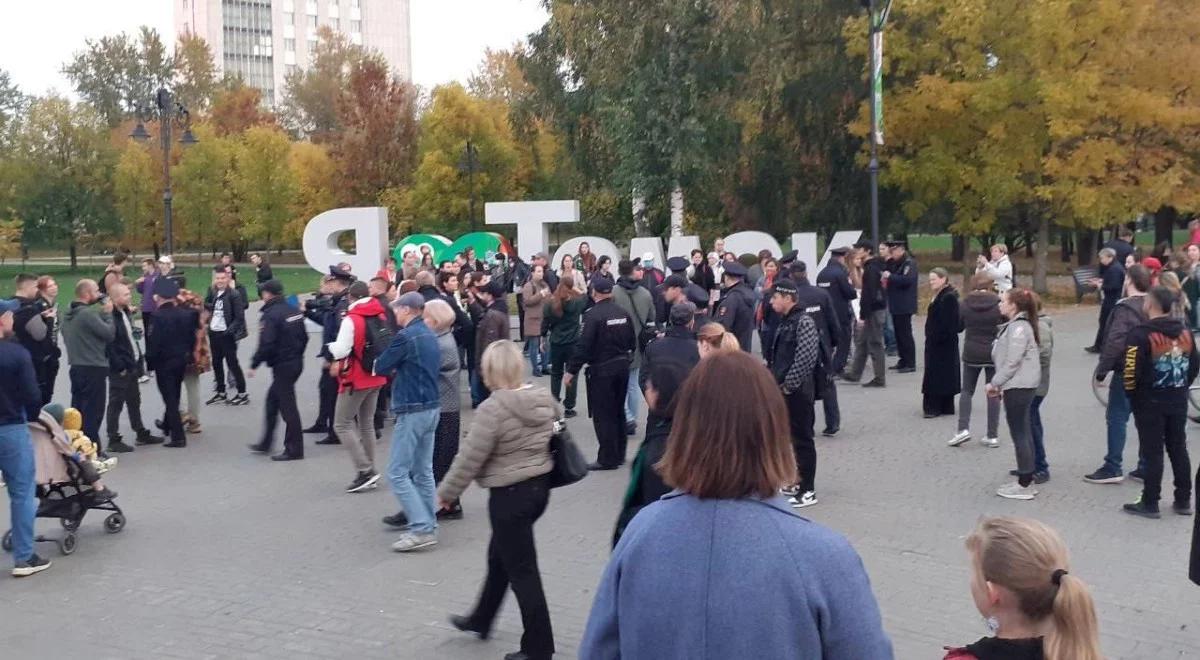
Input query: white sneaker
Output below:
<box><xmin>780</xmin><ymin>484</ymin><xmax>801</xmax><ymax>497</ymax></box>
<box><xmin>947</xmin><ymin>430</ymin><xmax>971</xmax><ymax>447</ymax></box>
<box><xmin>982</xmin><ymin>437</ymin><xmax>1000</xmax><ymax>448</ymax></box>
<box><xmin>789</xmin><ymin>491</ymin><xmax>818</xmax><ymax>508</ymax></box>
<box><xmin>391</xmin><ymin>532</ymin><xmax>438</xmax><ymax>553</ymax></box>
<box><xmin>996</xmin><ymin>482</ymin><xmax>1037</xmax><ymax>500</ymax></box>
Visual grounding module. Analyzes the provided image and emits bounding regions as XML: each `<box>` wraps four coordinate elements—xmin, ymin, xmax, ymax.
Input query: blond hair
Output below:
<box><xmin>422</xmin><ymin>299</ymin><xmax>455</xmax><ymax>332</ymax></box>
<box><xmin>966</xmin><ymin>517</ymin><xmax>1101</xmax><ymax>660</ymax></box>
<box><xmin>696</xmin><ymin>323</ymin><xmax>739</xmax><ymax>353</ymax></box>
<box><xmin>480</xmin><ymin>340</ymin><xmax>526</xmax><ymax>391</ymax></box>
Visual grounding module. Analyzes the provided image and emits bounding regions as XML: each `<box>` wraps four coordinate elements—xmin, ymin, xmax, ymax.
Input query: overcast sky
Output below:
<box><xmin>0</xmin><ymin>0</ymin><xmax>548</xmax><ymax>97</ymax></box>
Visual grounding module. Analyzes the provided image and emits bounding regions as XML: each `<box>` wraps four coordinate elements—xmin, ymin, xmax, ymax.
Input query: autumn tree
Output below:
<box><xmin>209</xmin><ymin>79</ymin><xmax>277</xmax><ymax>137</ymax></box>
<box><xmin>113</xmin><ymin>142</ymin><xmax>160</xmax><ymax>249</ymax></box>
<box><xmin>287</xmin><ymin>141</ymin><xmax>336</xmax><ymax>243</ymax></box>
<box><xmin>329</xmin><ymin>57</ymin><xmax>419</xmax><ymax>207</ymax></box>
<box><xmin>173</xmin><ymin>34</ymin><xmax>220</xmax><ymax>114</ymax></box>
<box><xmin>172</xmin><ymin>124</ymin><xmax>235</xmax><ymax>255</ymax></box>
<box><xmin>0</xmin><ymin>219</ymin><xmax>22</xmax><ymax>264</ymax></box>
<box><xmin>232</xmin><ymin>126</ymin><xmax>295</xmax><ymax>250</ymax></box>
<box><xmin>62</xmin><ymin>26</ymin><xmax>174</xmax><ymax>127</ymax></box>
<box><xmin>279</xmin><ymin>27</ymin><xmax>371</xmax><ymax>142</ymax></box>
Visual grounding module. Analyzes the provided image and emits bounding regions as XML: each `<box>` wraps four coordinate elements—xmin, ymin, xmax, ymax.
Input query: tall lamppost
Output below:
<box><xmin>130</xmin><ymin>87</ymin><xmax>197</xmax><ymax>257</ymax></box>
<box><xmin>458</xmin><ymin>141</ymin><xmax>480</xmax><ymax>232</ymax></box>
<box><xmin>862</xmin><ymin>0</ymin><xmax>892</xmax><ymax>247</ymax></box>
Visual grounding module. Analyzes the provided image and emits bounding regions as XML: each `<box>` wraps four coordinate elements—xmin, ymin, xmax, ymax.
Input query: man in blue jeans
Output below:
<box><xmin>374</xmin><ymin>293</ymin><xmax>442</xmax><ymax>553</ymax></box>
<box><xmin>1086</xmin><ymin>264</ymin><xmax>1150</xmax><ymax>484</ymax></box>
<box><xmin>0</xmin><ymin>297</ymin><xmax>52</xmax><ymax>577</ymax></box>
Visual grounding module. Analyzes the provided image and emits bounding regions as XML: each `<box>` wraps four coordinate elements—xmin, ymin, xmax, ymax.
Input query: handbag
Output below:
<box><xmin>547</xmin><ymin>420</ymin><xmax>588</xmax><ymax>488</ymax></box>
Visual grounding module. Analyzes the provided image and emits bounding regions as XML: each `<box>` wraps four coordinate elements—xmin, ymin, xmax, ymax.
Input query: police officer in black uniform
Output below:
<box><xmin>884</xmin><ymin>240</ymin><xmax>919</xmax><ymax>372</ymax></box>
<box><xmin>249</xmin><ymin>280</ymin><xmax>309</xmax><ymax>461</ymax></box>
<box><xmin>303</xmin><ymin>265</ymin><xmax>353</xmax><ymax>443</ymax></box>
<box><xmin>714</xmin><ymin>261</ymin><xmax>755</xmax><ymax>352</ymax></box>
<box><xmin>766</xmin><ymin>278</ymin><xmax>822</xmax><ymax>509</ymax></box>
<box><xmin>816</xmin><ymin>246</ymin><xmax>857</xmax><ymax>377</ymax></box>
<box><xmin>792</xmin><ymin>261</ymin><xmax>843</xmax><ymax>436</ymax></box>
<box><xmin>664</xmin><ymin>256</ymin><xmax>710</xmax><ymax>316</ymax></box>
<box><xmin>565</xmin><ymin>277</ymin><xmax>635</xmax><ymax>471</ymax></box>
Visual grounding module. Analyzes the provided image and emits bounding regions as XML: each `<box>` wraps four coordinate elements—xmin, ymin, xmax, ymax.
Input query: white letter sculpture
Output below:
<box><xmin>302</xmin><ymin>207</ymin><xmax>389</xmax><ymax>278</ymax></box>
<box><xmin>485</xmin><ymin>200</ymin><xmax>580</xmax><ymax>259</ymax></box>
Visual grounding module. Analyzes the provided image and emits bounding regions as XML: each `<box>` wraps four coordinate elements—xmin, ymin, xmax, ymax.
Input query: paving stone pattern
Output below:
<box><xmin>2</xmin><ymin>304</ymin><xmax>1198</xmax><ymax>658</ymax></box>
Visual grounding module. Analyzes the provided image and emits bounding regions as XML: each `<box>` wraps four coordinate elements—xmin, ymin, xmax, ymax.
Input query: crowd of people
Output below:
<box><xmin>1</xmin><ymin>233</ymin><xmax>1199</xmax><ymax>660</ymax></box>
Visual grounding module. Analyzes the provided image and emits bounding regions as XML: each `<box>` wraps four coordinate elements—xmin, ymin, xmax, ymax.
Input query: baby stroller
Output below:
<box><xmin>1</xmin><ymin>410</ymin><xmax>126</xmax><ymax>557</ymax></box>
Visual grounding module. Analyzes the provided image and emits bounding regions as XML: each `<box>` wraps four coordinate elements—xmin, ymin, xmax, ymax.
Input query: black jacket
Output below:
<box><xmin>204</xmin><ymin>286</ymin><xmax>247</xmax><ymax>339</ymax></box>
<box><xmin>146</xmin><ymin>302</ymin><xmax>199</xmax><ymax>372</ymax></box>
<box><xmin>12</xmin><ymin>295</ymin><xmax>55</xmax><ymax>362</ymax></box>
<box><xmin>0</xmin><ymin>339</ymin><xmax>41</xmax><ymax>426</ymax></box>
<box><xmin>305</xmin><ymin>289</ymin><xmax>349</xmax><ymax>359</ymax></box>
<box><xmin>715</xmin><ymin>281</ymin><xmax>755</xmax><ymax>352</ymax></box>
<box><xmin>567</xmin><ymin>298</ymin><xmax>635</xmax><ymax>376</ymax></box>
<box><xmin>1104</xmin><ymin>238</ymin><xmax>1134</xmax><ymax>269</ymax></box>
<box><xmin>860</xmin><ymin>257</ymin><xmax>887</xmax><ymax>319</ymax></box>
<box><xmin>885</xmin><ymin>254</ymin><xmax>919</xmax><ymax>315</ymax></box>
<box><xmin>768</xmin><ymin>306</ymin><xmax>820</xmax><ymax>397</ymax></box>
<box><xmin>1122</xmin><ymin>316</ymin><xmax>1200</xmax><ymax>409</ymax></box>
<box><xmin>923</xmin><ymin>287</ymin><xmax>962</xmax><ymax>398</ymax></box>
<box><xmin>107</xmin><ymin>307</ymin><xmax>143</xmax><ymax>374</ymax></box>
<box><xmin>255</xmin><ymin>263</ymin><xmax>274</xmax><ymax>284</ymax></box>
<box><xmin>252</xmin><ymin>297</ymin><xmax>309</xmax><ymax>369</ymax></box>
<box><xmin>612</xmin><ymin>414</ymin><xmax>673</xmax><ymax>547</ymax></box>
<box><xmin>959</xmin><ymin>291</ymin><xmax>1003</xmax><ymax>366</ymax></box>
<box><xmin>1097</xmin><ymin>295</ymin><xmax>1147</xmax><ymax>378</ymax></box>
<box><xmin>640</xmin><ymin>326</ymin><xmax>699</xmax><ymax>390</ymax></box>
<box><xmin>795</xmin><ymin>279</ymin><xmax>841</xmax><ymax>354</ymax></box>
<box><xmin>815</xmin><ymin>261</ymin><xmax>857</xmax><ymax>325</ymax></box>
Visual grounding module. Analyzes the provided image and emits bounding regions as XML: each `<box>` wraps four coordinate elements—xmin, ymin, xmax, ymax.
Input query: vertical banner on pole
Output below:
<box><xmin>872</xmin><ymin>26</ymin><xmax>884</xmax><ymax>146</ymax></box>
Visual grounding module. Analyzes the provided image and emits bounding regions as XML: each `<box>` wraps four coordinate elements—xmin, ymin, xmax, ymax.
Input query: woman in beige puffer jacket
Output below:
<box><xmin>438</xmin><ymin>340</ymin><xmax>560</xmax><ymax>660</ymax></box>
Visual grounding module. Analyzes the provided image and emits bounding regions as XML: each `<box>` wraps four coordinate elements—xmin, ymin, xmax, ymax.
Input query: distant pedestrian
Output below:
<box><xmin>580</xmin><ymin>350</ymin><xmax>892</xmax><ymax>659</ymax></box>
<box><xmin>1027</xmin><ymin>301</ymin><xmax>1055</xmax><ymax>483</ymax></box>
<box><xmin>103</xmin><ymin>283</ymin><xmax>162</xmax><ymax>453</ymax></box>
<box><xmin>62</xmin><ymin>279</ymin><xmax>115</xmax><ymax>455</ymax></box>
<box><xmin>203</xmin><ymin>268</ymin><xmax>249</xmax><ymax>406</ymax></box>
<box><xmin>543</xmin><ymin>275</ymin><xmax>586</xmax><ymax>418</ymax></box>
<box><xmin>1085</xmin><ymin>247</ymin><xmax>1126</xmax><ymax>353</ymax></box>
<box><xmin>612</xmin><ymin>259</ymin><xmax>656</xmax><ymax>435</ymax></box>
<box><xmin>441</xmin><ymin>341</ymin><xmax>559</xmax><ymax>660</ymax></box>
<box><xmin>0</xmin><ymin>297</ymin><xmax>53</xmax><ymax>577</ymax></box>
<box><xmin>949</xmin><ymin>275</ymin><xmax>1004</xmax><ymax>448</ymax></box>
<box><xmin>146</xmin><ymin>278</ymin><xmax>199</xmax><ymax>448</ymax></box>
<box><xmin>35</xmin><ymin>276</ymin><xmax>63</xmax><ymax>398</ymax></box>
<box><xmin>248</xmin><ymin>280</ymin><xmax>309</xmax><ymax>461</ymax></box>
<box><xmin>883</xmin><ymin>240</ymin><xmax>918</xmax><ymax>372</ymax></box>
<box><xmin>472</xmin><ymin>280</ymin><xmax>510</xmax><ymax>404</ymax></box>
<box><xmin>944</xmin><ymin>516</ymin><xmax>1100</xmax><ymax>660</ymax></box>
<box><xmin>842</xmin><ymin>240</ymin><xmax>888</xmax><ymax>387</ymax></box>
<box><xmin>12</xmin><ymin>273</ymin><xmax>58</xmax><ymax>406</ymax></box>
<box><xmin>975</xmin><ymin>244</ymin><xmax>1014</xmax><ymax>293</ymax></box>
<box><xmin>765</xmin><ymin>279</ymin><xmax>822</xmax><ymax>509</ymax></box>
<box><xmin>423</xmin><ymin>299</ymin><xmax>463</xmax><ymax>519</ymax></box>
<box><xmin>249</xmin><ymin>253</ymin><xmax>273</xmax><ymax>291</ymax></box>
<box><xmin>922</xmin><ymin>268</ymin><xmax>961</xmax><ymax>418</ymax></box>
<box><xmin>713</xmin><ymin>261</ymin><xmax>755</xmax><ymax>352</ymax></box>
<box><xmin>327</xmin><ymin>281</ymin><xmax>389</xmax><ymax>494</ymax></box>
<box><xmin>988</xmin><ymin>289</ymin><xmax>1042</xmax><ymax>500</ymax></box>
<box><xmin>816</xmin><ymin>247</ymin><xmax>857</xmax><ymax>376</ymax></box>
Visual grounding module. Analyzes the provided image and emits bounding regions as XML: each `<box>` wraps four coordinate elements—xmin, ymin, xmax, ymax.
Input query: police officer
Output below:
<box><xmin>816</xmin><ymin>247</ymin><xmax>857</xmax><ymax>376</ymax></box>
<box><xmin>765</xmin><ymin>279</ymin><xmax>822</xmax><ymax>509</ymax></box>
<box><xmin>664</xmin><ymin>256</ymin><xmax>711</xmax><ymax>316</ymax></box>
<box><xmin>564</xmin><ymin>278</ymin><xmax>635</xmax><ymax>471</ymax></box>
<box><xmin>249</xmin><ymin>280</ymin><xmax>309</xmax><ymax>461</ymax></box>
<box><xmin>884</xmin><ymin>240</ymin><xmax>919</xmax><ymax>372</ymax></box>
<box><xmin>303</xmin><ymin>266</ymin><xmax>354</xmax><ymax>443</ymax></box>
<box><xmin>714</xmin><ymin>261</ymin><xmax>755</xmax><ymax>352</ymax></box>
<box><xmin>792</xmin><ymin>261</ymin><xmax>843</xmax><ymax>436</ymax></box>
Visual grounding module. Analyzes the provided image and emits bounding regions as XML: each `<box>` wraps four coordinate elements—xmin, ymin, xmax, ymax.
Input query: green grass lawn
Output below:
<box><xmin>0</xmin><ymin>263</ymin><xmax>323</xmax><ymax>301</ymax></box>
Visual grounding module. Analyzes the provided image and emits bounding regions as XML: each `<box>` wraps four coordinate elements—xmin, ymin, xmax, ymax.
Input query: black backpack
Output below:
<box><xmin>358</xmin><ymin>315</ymin><xmax>394</xmax><ymax>373</ymax></box>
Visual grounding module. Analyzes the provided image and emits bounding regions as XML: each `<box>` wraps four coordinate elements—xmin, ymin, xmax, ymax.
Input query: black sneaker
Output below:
<box><xmin>821</xmin><ymin>427</ymin><xmax>839</xmax><ymax>437</ymax></box>
<box><xmin>316</xmin><ymin>435</ymin><xmax>341</xmax><ymax>445</ymax></box>
<box><xmin>1084</xmin><ymin>466</ymin><xmax>1123</xmax><ymax>484</ymax></box>
<box><xmin>1173</xmin><ymin>500</ymin><xmax>1194</xmax><ymax>516</ymax></box>
<box><xmin>563</xmin><ymin>409</ymin><xmax>578</xmax><ymax>419</ymax></box>
<box><xmin>11</xmin><ymin>554</ymin><xmax>51</xmax><ymax>577</ymax></box>
<box><xmin>345</xmin><ymin>471</ymin><xmax>381</xmax><ymax>493</ymax></box>
<box><xmin>437</xmin><ymin>502</ymin><xmax>463</xmax><ymax>520</ymax></box>
<box><xmin>862</xmin><ymin>380</ymin><xmax>885</xmax><ymax>388</ymax></box>
<box><xmin>108</xmin><ymin>440</ymin><xmax>135</xmax><ymax>453</ymax></box>
<box><xmin>135</xmin><ymin>431</ymin><xmax>164</xmax><ymax>446</ymax></box>
<box><xmin>382</xmin><ymin>511</ymin><xmax>408</xmax><ymax>528</ymax></box>
<box><xmin>1128</xmin><ymin>468</ymin><xmax>1144</xmax><ymax>482</ymax></box>
<box><xmin>449</xmin><ymin>614</ymin><xmax>490</xmax><ymax>640</ymax></box>
<box><xmin>1083</xmin><ymin>345</ymin><xmax>1101</xmax><ymax>354</ymax></box>
<box><xmin>1032</xmin><ymin>471</ymin><xmax>1050</xmax><ymax>484</ymax></box>
<box><xmin>205</xmin><ymin>392</ymin><xmax>227</xmax><ymax>405</ymax></box>
<box><xmin>1123</xmin><ymin>500</ymin><xmax>1161</xmax><ymax>519</ymax></box>
<box><xmin>302</xmin><ymin>424</ymin><xmax>329</xmax><ymax>434</ymax></box>
<box><xmin>228</xmin><ymin>393</ymin><xmax>250</xmax><ymax>406</ymax></box>
<box><xmin>897</xmin><ymin>366</ymin><xmax>916</xmax><ymax>373</ymax></box>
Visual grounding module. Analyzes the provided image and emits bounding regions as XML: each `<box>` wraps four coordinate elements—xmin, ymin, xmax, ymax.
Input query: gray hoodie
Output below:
<box><xmin>1036</xmin><ymin>314</ymin><xmax>1054</xmax><ymax>397</ymax></box>
<box><xmin>62</xmin><ymin>301</ymin><xmax>115</xmax><ymax>368</ymax></box>
<box><xmin>437</xmin><ymin>385</ymin><xmax>561</xmax><ymax>501</ymax></box>
<box><xmin>990</xmin><ymin>312</ymin><xmax>1040</xmax><ymax>391</ymax></box>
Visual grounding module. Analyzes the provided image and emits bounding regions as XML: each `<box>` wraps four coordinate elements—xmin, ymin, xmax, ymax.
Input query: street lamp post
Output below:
<box><xmin>863</xmin><ymin>0</ymin><xmax>892</xmax><ymax>247</ymax></box>
<box><xmin>458</xmin><ymin>141</ymin><xmax>480</xmax><ymax>232</ymax></box>
<box><xmin>130</xmin><ymin>88</ymin><xmax>197</xmax><ymax>257</ymax></box>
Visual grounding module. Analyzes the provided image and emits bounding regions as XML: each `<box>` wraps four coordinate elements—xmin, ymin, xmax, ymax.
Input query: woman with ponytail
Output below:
<box><xmin>987</xmin><ymin>288</ymin><xmax>1042</xmax><ymax>500</ymax></box>
<box><xmin>945</xmin><ymin>516</ymin><xmax>1101</xmax><ymax>660</ymax></box>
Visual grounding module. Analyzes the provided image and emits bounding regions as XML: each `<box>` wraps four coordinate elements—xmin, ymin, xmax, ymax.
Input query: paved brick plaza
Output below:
<box><xmin>2</xmin><ymin>304</ymin><xmax>1198</xmax><ymax>659</ymax></box>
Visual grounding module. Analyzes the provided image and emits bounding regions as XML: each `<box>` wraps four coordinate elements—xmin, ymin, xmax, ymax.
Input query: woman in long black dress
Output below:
<box><xmin>922</xmin><ymin>267</ymin><xmax>961</xmax><ymax>417</ymax></box>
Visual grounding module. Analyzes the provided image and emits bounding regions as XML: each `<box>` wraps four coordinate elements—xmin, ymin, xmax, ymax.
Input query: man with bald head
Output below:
<box><xmin>62</xmin><ymin>279</ymin><xmax>115</xmax><ymax>455</ymax></box>
<box><xmin>103</xmin><ymin>283</ymin><xmax>162</xmax><ymax>453</ymax></box>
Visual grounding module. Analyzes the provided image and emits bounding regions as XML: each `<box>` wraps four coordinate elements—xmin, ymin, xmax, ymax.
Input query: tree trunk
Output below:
<box><xmin>1033</xmin><ymin>214</ymin><xmax>1049</xmax><ymax>295</ymax></box>
<box><xmin>631</xmin><ymin>190</ymin><xmax>649</xmax><ymax>237</ymax></box>
<box><xmin>68</xmin><ymin>240</ymin><xmax>78</xmax><ymax>271</ymax></box>
<box><xmin>1154</xmin><ymin>205</ymin><xmax>1179</xmax><ymax>247</ymax></box>
<box><xmin>1076</xmin><ymin>229</ymin><xmax>1095</xmax><ymax>267</ymax></box>
<box><xmin>670</xmin><ymin>183</ymin><xmax>685</xmax><ymax>238</ymax></box>
<box><xmin>951</xmin><ymin>235</ymin><xmax>966</xmax><ymax>261</ymax></box>
<box><xmin>1059</xmin><ymin>227</ymin><xmax>1072</xmax><ymax>262</ymax></box>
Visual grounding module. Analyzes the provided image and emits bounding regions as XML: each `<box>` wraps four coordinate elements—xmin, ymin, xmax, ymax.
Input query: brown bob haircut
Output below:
<box><xmin>657</xmin><ymin>350</ymin><xmax>796</xmax><ymax>499</ymax></box>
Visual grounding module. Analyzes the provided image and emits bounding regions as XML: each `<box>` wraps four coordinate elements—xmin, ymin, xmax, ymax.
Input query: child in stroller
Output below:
<box><xmin>1</xmin><ymin>404</ymin><xmax>126</xmax><ymax>558</ymax></box>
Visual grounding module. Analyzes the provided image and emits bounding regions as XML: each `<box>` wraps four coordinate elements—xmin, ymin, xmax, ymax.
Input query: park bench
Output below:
<box><xmin>1072</xmin><ymin>266</ymin><xmax>1100</xmax><ymax>303</ymax></box>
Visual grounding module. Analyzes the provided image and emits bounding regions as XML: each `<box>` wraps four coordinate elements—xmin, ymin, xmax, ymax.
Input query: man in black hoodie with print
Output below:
<box><xmin>1121</xmin><ymin>286</ymin><xmax>1199</xmax><ymax>518</ymax></box>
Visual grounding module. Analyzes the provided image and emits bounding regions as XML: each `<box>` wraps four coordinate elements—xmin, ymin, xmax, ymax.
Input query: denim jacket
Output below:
<box><xmin>374</xmin><ymin>317</ymin><xmax>441</xmax><ymax>414</ymax></box>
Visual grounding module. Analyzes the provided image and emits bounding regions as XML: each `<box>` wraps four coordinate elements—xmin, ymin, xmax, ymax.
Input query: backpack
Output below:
<box><xmin>358</xmin><ymin>315</ymin><xmax>394</xmax><ymax>373</ymax></box>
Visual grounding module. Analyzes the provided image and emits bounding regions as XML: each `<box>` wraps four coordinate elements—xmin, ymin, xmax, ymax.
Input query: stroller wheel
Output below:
<box><xmin>2</xmin><ymin>530</ymin><xmax>11</xmax><ymax>552</ymax></box>
<box><xmin>59</xmin><ymin>533</ymin><xmax>77</xmax><ymax>556</ymax></box>
<box><xmin>60</xmin><ymin>516</ymin><xmax>81</xmax><ymax>532</ymax></box>
<box><xmin>104</xmin><ymin>513</ymin><xmax>126</xmax><ymax>534</ymax></box>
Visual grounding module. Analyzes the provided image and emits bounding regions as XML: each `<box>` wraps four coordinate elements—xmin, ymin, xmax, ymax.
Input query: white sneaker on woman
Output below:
<box><xmin>996</xmin><ymin>482</ymin><xmax>1037</xmax><ymax>500</ymax></box>
<box><xmin>982</xmin><ymin>437</ymin><xmax>1000</xmax><ymax>448</ymax></box>
<box><xmin>947</xmin><ymin>430</ymin><xmax>971</xmax><ymax>447</ymax></box>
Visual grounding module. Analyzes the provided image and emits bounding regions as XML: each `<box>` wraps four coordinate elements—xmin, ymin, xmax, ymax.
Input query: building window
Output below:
<box><xmin>308</xmin><ymin>15</ymin><xmax>318</xmax><ymax>28</ymax></box>
<box><xmin>330</xmin><ymin>18</ymin><xmax>339</xmax><ymax>30</ymax></box>
<box><xmin>350</xmin><ymin>20</ymin><xmax>361</xmax><ymax>33</ymax></box>
<box><xmin>308</xmin><ymin>37</ymin><xmax>318</xmax><ymax>51</ymax></box>
<box><xmin>284</xmin><ymin>11</ymin><xmax>294</xmax><ymax>23</ymax></box>
<box><xmin>352</xmin><ymin>0</ymin><xmax>359</xmax><ymax>7</ymax></box>
<box><xmin>285</xmin><ymin>38</ymin><xmax>295</xmax><ymax>52</ymax></box>
<box><xmin>306</xmin><ymin>0</ymin><xmax>317</xmax><ymax>13</ymax></box>
<box><xmin>328</xmin><ymin>3</ymin><xmax>339</xmax><ymax>18</ymax></box>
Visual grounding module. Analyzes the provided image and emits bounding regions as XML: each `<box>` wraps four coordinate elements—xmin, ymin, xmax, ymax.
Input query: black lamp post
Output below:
<box><xmin>862</xmin><ymin>0</ymin><xmax>892</xmax><ymax>247</ymax></box>
<box><xmin>458</xmin><ymin>141</ymin><xmax>480</xmax><ymax>231</ymax></box>
<box><xmin>130</xmin><ymin>87</ymin><xmax>197</xmax><ymax>257</ymax></box>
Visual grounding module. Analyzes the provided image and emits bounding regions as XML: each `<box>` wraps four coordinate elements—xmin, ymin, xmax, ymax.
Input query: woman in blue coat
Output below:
<box><xmin>580</xmin><ymin>350</ymin><xmax>893</xmax><ymax>660</ymax></box>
